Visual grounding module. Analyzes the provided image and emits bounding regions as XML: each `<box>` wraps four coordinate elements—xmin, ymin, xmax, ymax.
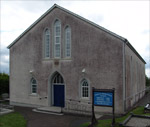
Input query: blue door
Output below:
<box><xmin>54</xmin><ymin>85</ymin><xmax>65</xmax><ymax>107</ymax></box>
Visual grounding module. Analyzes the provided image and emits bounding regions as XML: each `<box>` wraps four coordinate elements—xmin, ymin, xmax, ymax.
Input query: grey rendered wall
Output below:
<box><xmin>10</xmin><ymin>7</ymin><xmax>124</xmax><ymax>114</ymax></box>
<box><xmin>125</xmin><ymin>44</ymin><xmax>145</xmax><ymax>111</ymax></box>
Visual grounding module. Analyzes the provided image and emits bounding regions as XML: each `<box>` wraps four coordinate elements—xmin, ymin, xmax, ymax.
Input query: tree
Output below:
<box><xmin>146</xmin><ymin>75</ymin><xmax>150</xmax><ymax>87</ymax></box>
<box><xmin>0</xmin><ymin>73</ymin><xmax>9</xmax><ymax>96</ymax></box>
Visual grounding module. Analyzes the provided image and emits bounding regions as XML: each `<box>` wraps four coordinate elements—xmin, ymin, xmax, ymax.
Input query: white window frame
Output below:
<box><xmin>54</xmin><ymin>20</ymin><xmax>61</xmax><ymax>58</ymax></box>
<box><xmin>44</xmin><ymin>29</ymin><xmax>50</xmax><ymax>58</ymax></box>
<box><xmin>65</xmin><ymin>26</ymin><xmax>71</xmax><ymax>58</ymax></box>
<box><xmin>31</xmin><ymin>78</ymin><xmax>37</xmax><ymax>95</ymax></box>
<box><xmin>80</xmin><ymin>79</ymin><xmax>90</xmax><ymax>99</ymax></box>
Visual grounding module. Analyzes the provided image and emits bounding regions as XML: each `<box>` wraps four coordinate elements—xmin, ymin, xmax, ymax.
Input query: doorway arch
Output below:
<box><xmin>51</xmin><ymin>72</ymin><xmax>65</xmax><ymax>107</ymax></box>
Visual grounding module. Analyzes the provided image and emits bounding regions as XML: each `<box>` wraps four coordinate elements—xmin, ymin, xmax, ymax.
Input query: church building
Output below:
<box><xmin>7</xmin><ymin>4</ymin><xmax>146</xmax><ymax>114</ymax></box>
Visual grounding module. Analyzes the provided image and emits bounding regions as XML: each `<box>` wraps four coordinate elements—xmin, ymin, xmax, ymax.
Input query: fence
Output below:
<box><xmin>63</xmin><ymin>99</ymin><xmax>92</xmax><ymax>115</ymax></box>
<box><xmin>124</xmin><ymin>86</ymin><xmax>150</xmax><ymax>111</ymax></box>
<box><xmin>63</xmin><ymin>87</ymin><xmax>150</xmax><ymax>115</ymax></box>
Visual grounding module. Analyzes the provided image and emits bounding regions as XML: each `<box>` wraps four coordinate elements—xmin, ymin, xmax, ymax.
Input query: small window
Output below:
<box><xmin>44</xmin><ymin>29</ymin><xmax>50</xmax><ymax>58</ymax></box>
<box><xmin>54</xmin><ymin>20</ymin><xmax>61</xmax><ymax>58</ymax></box>
<box><xmin>31</xmin><ymin>78</ymin><xmax>37</xmax><ymax>94</ymax></box>
<box><xmin>65</xmin><ymin>26</ymin><xmax>71</xmax><ymax>58</ymax></box>
<box><xmin>81</xmin><ymin>79</ymin><xmax>89</xmax><ymax>98</ymax></box>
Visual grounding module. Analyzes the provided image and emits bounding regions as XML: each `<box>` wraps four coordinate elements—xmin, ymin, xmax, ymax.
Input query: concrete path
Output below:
<box><xmin>15</xmin><ymin>106</ymin><xmax>90</xmax><ymax>127</ymax></box>
<box><xmin>136</xmin><ymin>92</ymin><xmax>150</xmax><ymax>106</ymax></box>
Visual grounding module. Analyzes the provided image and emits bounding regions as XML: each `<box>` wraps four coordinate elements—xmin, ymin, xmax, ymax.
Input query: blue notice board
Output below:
<box><xmin>94</xmin><ymin>91</ymin><xmax>113</xmax><ymax>107</ymax></box>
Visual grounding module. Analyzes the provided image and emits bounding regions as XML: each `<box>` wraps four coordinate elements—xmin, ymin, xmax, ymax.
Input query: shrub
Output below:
<box><xmin>0</xmin><ymin>73</ymin><xmax>9</xmax><ymax>96</ymax></box>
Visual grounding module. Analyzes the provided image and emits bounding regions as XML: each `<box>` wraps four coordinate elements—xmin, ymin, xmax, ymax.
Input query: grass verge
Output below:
<box><xmin>80</xmin><ymin>106</ymin><xmax>150</xmax><ymax>127</ymax></box>
<box><xmin>0</xmin><ymin>112</ymin><xmax>27</xmax><ymax>127</ymax></box>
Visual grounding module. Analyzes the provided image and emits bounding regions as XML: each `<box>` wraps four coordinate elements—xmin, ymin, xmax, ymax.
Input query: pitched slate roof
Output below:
<box><xmin>7</xmin><ymin>4</ymin><xmax>146</xmax><ymax>64</ymax></box>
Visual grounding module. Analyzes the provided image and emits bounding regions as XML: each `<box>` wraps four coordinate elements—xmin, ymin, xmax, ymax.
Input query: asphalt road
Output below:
<box><xmin>14</xmin><ymin>92</ymin><xmax>150</xmax><ymax>127</ymax></box>
<box><xmin>15</xmin><ymin>106</ymin><xmax>90</xmax><ymax>127</ymax></box>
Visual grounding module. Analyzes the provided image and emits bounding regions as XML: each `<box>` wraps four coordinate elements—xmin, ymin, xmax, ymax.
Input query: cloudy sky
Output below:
<box><xmin>0</xmin><ymin>0</ymin><xmax>150</xmax><ymax>77</ymax></box>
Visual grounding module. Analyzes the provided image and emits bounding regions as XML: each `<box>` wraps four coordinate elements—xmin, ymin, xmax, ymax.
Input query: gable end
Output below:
<box><xmin>7</xmin><ymin>4</ymin><xmax>146</xmax><ymax>64</ymax></box>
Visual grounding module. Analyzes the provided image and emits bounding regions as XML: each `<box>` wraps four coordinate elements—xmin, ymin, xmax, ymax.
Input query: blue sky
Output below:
<box><xmin>0</xmin><ymin>1</ymin><xmax>150</xmax><ymax>77</ymax></box>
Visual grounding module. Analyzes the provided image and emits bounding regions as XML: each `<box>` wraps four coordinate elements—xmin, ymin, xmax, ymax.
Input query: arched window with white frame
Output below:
<box><xmin>81</xmin><ymin>79</ymin><xmax>89</xmax><ymax>99</ymax></box>
<box><xmin>65</xmin><ymin>26</ymin><xmax>71</xmax><ymax>58</ymax></box>
<box><xmin>52</xmin><ymin>72</ymin><xmax>64</xmax><ymax>84</ymax></box>
<box><xmin>54</xmin><ymin>20</ymin><xmax>61</xmax><ymax>58</ymax></box>
<box><xmin>44</xmin><ymin>29</ymin><xmax>50</xmax><ymax>58</ymax></box>
<box><xmin>31</xmin><ymin>78</ymin><xmax>37</xmax><ymax>94</ymax></box>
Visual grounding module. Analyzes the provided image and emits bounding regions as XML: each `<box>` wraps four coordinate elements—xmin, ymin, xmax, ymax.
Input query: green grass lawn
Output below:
<box><xmin>0</xmin><ymin>112</ymin><xmax>27</xmax><ymax>127</ymax></box>
<box><xmin>80</xmin><ymin>106</ymin><xmax>150</xmax><ymax>127</ymax></box>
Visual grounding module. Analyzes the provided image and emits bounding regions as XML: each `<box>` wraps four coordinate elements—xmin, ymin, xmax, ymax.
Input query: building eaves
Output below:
<box><xmin>7</xmin><ymin>4</ymin><xmax>57</xmax><ymax>49</ymax></box>
<box><xmin>125</xmin><ymin>40</ymin><xmax>146</xmax><ymax>64</ymax></box>
<box><xmin>55</xmin><ymin>4</ymin><xmax>127</xmax><ymax>42</ymax></box>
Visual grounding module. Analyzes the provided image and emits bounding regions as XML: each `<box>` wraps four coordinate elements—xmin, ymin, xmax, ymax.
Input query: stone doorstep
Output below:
<box><xmin>37</xmin><ymin>106</ymin><xmax>62</xmax><ymax>113</ymax></box>
<box><xmin>33</xmin><ymin>106</ymin><xmax>103</xmax><ymax>118</ymax></box>
<box><xmin>33</xmin><ymin>106</ymin><xmax>64</xmax><ymax>115</ymax></box>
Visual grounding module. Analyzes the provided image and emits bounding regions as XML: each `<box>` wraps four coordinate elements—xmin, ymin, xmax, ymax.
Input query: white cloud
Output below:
<box><xmin>0</xmin><ymin>1</ymin><xmax>150</xmax><ymax>77</ymax></box>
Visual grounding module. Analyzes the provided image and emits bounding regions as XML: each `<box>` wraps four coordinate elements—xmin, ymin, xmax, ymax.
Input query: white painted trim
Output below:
<box><xmin>44</xmin><ymin>28</ymin><xmax>50</xmax><ymax>58</ymax></box>
<box><xmin>48</xmin><ymin>71</ymin><xmax>66</xmax><ymax>107</ymax></box>
<box><xmin>54</xmin><ymin>19</ymin><xmax>61</xmax><ymax>58</ymax></box>
<box><xmin>64</xmin><ymin>25</ymin><xmax>71</xmax><ymax>58</ymax></box>
<box><xmin>79</xmin><ymin>78</ymin><xmax>90</xmax><ymax>100</ymax></box>
<box><xmin>43</xmin><ymin>58</ymin><xmax>72</xmax><ymax>61</ymax></box>
<box><xmin>122</xmin><ymin>42</ymin><xmax>126</xmax><ymax>112</ymax></box>
<box><xmin>30</xmin><ymin>78</ymin><xmax>38</xmax><ymax>94</ymax></box>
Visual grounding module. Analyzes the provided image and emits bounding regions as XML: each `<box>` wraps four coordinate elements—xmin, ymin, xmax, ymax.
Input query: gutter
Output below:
<box><xmin>123</xmin><ymin>39</ymin><xmax>127</xmax><ymax>112</ymax></box>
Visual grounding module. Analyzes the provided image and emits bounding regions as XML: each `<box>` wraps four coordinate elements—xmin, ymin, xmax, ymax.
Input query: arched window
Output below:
<box><xmin>44</xmin><ymin>29</ymin><xmax>50</xmax><ymax>58</ymax></box>
<box><xmin>52</xmin><ymin>72</ymin><xmax>64</xmax><ymax>84</ymax></box>
<box><xmin>54</xmin><ymin>20</ymin><xmax>61</xmax><ymax>58</ymax></box>
<box><xmin>31</xmin><ymin>78</ymin><xmax>37</xmax><ymax>94</ymax></box>
<box><xmin>81</xmin><ymin>79</ymin><xmax>89</xmax><ymax>98</ymax></box>
<box><xmin>65</xmin><ymin>26</ymin><xmax>71</xmax><ymax>57</ymax></box>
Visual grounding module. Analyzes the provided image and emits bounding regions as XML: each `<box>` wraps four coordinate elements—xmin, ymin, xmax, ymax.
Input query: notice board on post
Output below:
<box><xmin>93</xmin><ymin>90</ymin><xmax>114</xmax><ymax>107</ymax></box>
<box><xmin>90</xmin><ymin>88</ymin><xmax>115</xmax><ymax>127</ymax></box>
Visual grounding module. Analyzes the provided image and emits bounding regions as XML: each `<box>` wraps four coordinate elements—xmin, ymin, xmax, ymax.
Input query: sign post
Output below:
<box><xmin>92</xmin><ymin>87</ymin><xmax>98</xmax><ymax>125</ymax></box>
<box><xmin>112</xmin><ymin>88</ymin><xmax>115</xmax><ymax>126</ymax></box>
<box><xmin>89</xmin><ymin>87</ymin><xmax>115</xmax><ymax>127</ymax></box>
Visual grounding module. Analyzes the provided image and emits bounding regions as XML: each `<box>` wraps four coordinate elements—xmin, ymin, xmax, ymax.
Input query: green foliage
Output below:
<box><xmin>146</xmin><ymin>75</ymin><xmax>150</xmax><ymax>87</ymax></box>
<box><xmin>0</xmin><ymin>73</ymin><xmax>9</xmax><ymax>96</ymax></box>
<box><xmin>0</xmin><ymin>112</ymin><xmax>27</xmax><ymax>127</ymax></box>
<box><xmin>80</xmin><ymin>106</ymin><xmax>150</xmax><ymax>127</ymax></box>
